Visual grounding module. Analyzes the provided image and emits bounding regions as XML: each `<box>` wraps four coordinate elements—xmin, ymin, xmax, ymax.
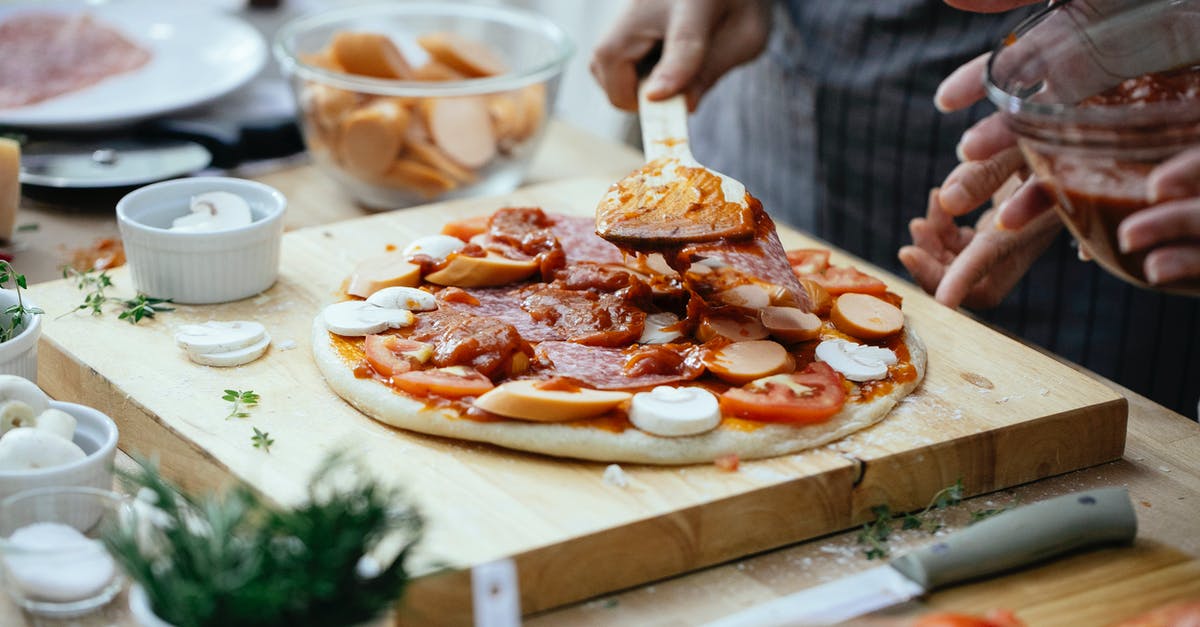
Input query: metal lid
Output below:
<box><xmin>19</xmin><ymin>137</ymin><xmax>212</xmax><ymax>189</ymax></box>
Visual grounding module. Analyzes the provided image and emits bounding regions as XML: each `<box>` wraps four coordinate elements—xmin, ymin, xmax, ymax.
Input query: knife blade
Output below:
<box><xmin>706</xmin><ymin>488</ymin><xmax>1137</xmax><ymax>627</ymax></box>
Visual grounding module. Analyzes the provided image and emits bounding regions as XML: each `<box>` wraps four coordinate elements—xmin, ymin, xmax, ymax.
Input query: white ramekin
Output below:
<box><xmin>116</xmin><ymin>177</ymin><xmax>287</xmax><ymax>305</ymax></box>
<box><xmin>0</xmin><ymin>290</ymin><xmax>40</xmax><ymax>382</ymax></box>
<box><xmin>0</xmin><ymin>401</ymin><xmax>120</xmax><ymax>504</ymax></box>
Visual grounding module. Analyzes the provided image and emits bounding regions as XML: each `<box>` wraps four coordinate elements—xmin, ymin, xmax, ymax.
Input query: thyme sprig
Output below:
<box><xmin>223</xmin><ymin>389</ymin><xmax>260</xmax><ymax>420</ymax></box>
<box><xmin>251</xmin><ymin>427</ymin><xmax>274</xmax><ymax>453</ymax></box>
<box><xmin>0</xmin><ymin>261</ymin><xmax>43</xmax><ymax>343</ymax></box>
<box><xmin>61</xmin><ymin>268</ymin><xmax>174</xmax><ymax>324</ymax></box>
<box><xmin>858</xmin><ymin>479</ymin><xmax>985</xmax><ymax>560</ymax></box>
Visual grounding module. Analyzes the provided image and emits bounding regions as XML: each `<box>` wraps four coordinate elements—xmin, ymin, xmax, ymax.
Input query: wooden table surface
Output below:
<box><xmin>7</xmin><ymin>120</ymin><xmax>1199</xmax><ymax>626</ymax></box>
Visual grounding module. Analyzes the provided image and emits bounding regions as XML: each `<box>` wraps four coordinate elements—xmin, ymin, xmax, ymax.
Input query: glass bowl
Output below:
<box><xmin>273</xmin><ymin>2</ymin><xmax>573</xmax><ymax>210</ymax></box>
<box><xmin>0</xmin><ymin>486</ymin><xmax>130</xmax><ymax>617</ymax></box>
<box><xmin>986</xmin><ymin>0</ymin><xmax>1200</xmax><ymax>296</ymax></box>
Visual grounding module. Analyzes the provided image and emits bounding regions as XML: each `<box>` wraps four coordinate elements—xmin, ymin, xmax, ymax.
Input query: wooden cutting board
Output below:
<box><xmin>27</xmin><ymin>177</ymin><xmax>1126</xmax><ymax>625</ymax></box>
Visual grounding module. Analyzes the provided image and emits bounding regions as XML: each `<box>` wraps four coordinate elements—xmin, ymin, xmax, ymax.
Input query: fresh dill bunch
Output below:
<box><xmin>103</xmin><ymin>453</ymin><xmax>424</xmax><ymax>627</ymax></box>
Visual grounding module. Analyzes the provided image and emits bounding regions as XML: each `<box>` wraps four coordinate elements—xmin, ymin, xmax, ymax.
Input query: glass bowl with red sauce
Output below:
<box><xmin>986</xmin><ymin>0</ymin><xmax>1200</xmax><ymax>296</ymax></box>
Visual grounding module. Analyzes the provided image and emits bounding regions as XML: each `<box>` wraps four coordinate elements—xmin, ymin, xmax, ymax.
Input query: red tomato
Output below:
<box><xmin>786</xmin><ymin>249</ymin><xmax>831</xmax><ymax>275</ymax></box>
<box><xmin>364</xmin><ymin>335</ymin><xmax>429</xmax><ymax>378</ymax></box>
<box><xmin>913</xmin><ymin>610</ymin><xmax>1026</xmax><ymax>627</ymax></box>
<box><xmin>714</xmin><ymin>453</ymin><xmax>740</xmax><ymax>472</ymax></box>
<box><xmin>797</xmin><ymin>266</ymin><xmax>888</xmax><ymax>296</ymax></box>
<box><xmin>441</xmin><ymin>215</ymin><xmax>490</xmax><ymax>242</ymax></box>
<box><xmin>719</xmin><ymin>362</ymin><xmax>847</xmax><ymax>424</ymax></box>
<box><xmin>392</xmin><ymin>368</ymin><xmax>495</xmax><ymax>398</ymax></box>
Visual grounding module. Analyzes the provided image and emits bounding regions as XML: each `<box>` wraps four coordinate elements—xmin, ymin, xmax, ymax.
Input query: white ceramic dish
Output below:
<box><xmin>0</xmin><ymin>487</ymin><xmax>129</xmax><ymax>617</ymax></box>
<box><xmin>0</xmin><ymin>401</ymin><xmax>120</xmax><ymax>504</ymax></box>
<box><xmin>0</xmin><ymin>0</ymin><xmax>267</xmax><ymax>129</ymax></box>
<box><xmin>116</xmin><ymin>177</ymin><xmax>287</xmax><ymax>305</ymax></box>
<box><xmin>0</xmin><ymin>291</ymin><xmax>40</xmax><ymax>382</ymax></box>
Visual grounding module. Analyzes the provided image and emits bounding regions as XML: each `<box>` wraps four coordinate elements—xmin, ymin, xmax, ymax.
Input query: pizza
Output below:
<box><xmin>312</xmin><ymin>207</ymin><xmax>925</xmax><ymax>465</ymax></box>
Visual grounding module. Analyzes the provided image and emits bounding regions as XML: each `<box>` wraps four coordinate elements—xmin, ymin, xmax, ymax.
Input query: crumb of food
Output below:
<box><xmin>277</xmin><ymin>339</ymin><xmax>297</xmax><ymax>351</ymax></box>
<box><xmin>603</xmin><ymin>464</ymin><xmax>629</xmax><ymax>488</ymax></box>
<box><xmin>715</xmin><ymin>453</ymin><xmax>740</xmax><ymax>472</ymax></box>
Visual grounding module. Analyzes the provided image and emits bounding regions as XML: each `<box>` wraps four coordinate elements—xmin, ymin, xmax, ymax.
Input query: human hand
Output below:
<box><xmin>899</xmin><ymin>188</ymin><xmax>1061</xmax><ymax>309</ymax></box>
<box><xmin>590</xmin><ymin>0</ymin><xmax>772</xmax><ymax>111</ymax></box>
<box><xmin>1116</xmin><ymin>147</ymin><xmax>1200</xmax><ymax>286</ymax></box>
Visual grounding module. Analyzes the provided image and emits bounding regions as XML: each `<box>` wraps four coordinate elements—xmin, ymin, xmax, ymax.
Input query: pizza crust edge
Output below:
<box><xmin>311</xmin><ymin>315</ymin><xmax>926</xmax><ymax>465</ymax></box>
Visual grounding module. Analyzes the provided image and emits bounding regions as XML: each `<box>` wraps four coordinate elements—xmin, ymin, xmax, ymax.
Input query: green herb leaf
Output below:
<box><xmin>0</xmin><ymin>261</ymin><xmax>41</xmax><ymax>343</ymax></box>
<box><xmin>224</xmin><ymin>389</ymin><xmax>260</xmax><ymax>420</ymax></box>
<box><xmin>251</xmin><ymin>427</ymin><xmax>274</xmax><ymax>453</ymax></box>
<box><xmin>103</xmin><ymin>453</ymin><xmax>423</xmax><ymax>627</ymax></box>
<box><xmin>16</xmin><ymin>223</ymin><xmax>38</xmax><ymax>232</ymax></box>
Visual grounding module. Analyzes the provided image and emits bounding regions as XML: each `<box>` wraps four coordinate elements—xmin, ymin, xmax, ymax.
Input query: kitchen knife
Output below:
<box><xmin>706</xmin><ymin>488</ymin><xmax>1137</xmax><ymax>627</ymax></box>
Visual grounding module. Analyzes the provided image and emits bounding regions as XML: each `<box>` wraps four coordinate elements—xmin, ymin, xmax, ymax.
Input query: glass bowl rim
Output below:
<box><xmin>985</xmin><ymin>0</ymin><xmax>1200</xmax><ymax>127</ymax></box>
<box><xmin>273</xmin><ymin>1</ymin><xmax>575</xmax><ymax>97</ymax></box>
<box><xmin>0</xmin><ymin>486</ymin><xmax>130</xmax><ymax>557</ymax></box>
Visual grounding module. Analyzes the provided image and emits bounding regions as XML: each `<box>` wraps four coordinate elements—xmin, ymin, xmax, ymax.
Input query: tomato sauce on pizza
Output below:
<box><xmin>315</xmin><ymin>207</ymin><xmax>925</xmax><ymax>464</ymax></box>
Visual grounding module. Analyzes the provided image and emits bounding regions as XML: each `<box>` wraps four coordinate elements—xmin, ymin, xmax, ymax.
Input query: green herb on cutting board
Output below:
<box><xmin>0</xmin><ymin>261</ymin><xmax>43</xmax><ymax>343</ymax></box>
<box><xmin>251</xmin><ymin>427</ymin><xmax>274</xmax><ymax>452</ymax></box>
<box><xmin>223</xmin><ymin>389</ymin><xmax>260</xmax><ymax>419</ymax></box>
<box><xmin>61</xmin><ymin>267</ymin><xmax>174</xmax><ymax>324</ymax></box>
<box><xmin>15</xmin><ymin>223</ymin><xmax>38</xmax><ymax>232</ymax></box>
<box><xmin>857</xmin><ymin>479</ymin><xmax>1015</xmax><ymax>559</ymax></box>
<box><xmin>103</xmin><ymin>453</ymin><xmax>424</xmax><ymax>627</ymax></box>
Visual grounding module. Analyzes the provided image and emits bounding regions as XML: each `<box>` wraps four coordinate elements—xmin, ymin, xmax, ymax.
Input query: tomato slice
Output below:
<box><xmin>441</xmin><ymin>215</ymin><xmax>490</xmax><ymax>242</ymax></box>
<box><xmin>719</xmin><ymin>362</ymin><xmax>847</xmax><ymax>424</ymax></box>
<box><xmin>364</xmin><ymin>335</ymin><xmax>431</xmax><ymax>378</ymax></box>
<box><xmin>913</xmin><ymin>610</ymin><xmax>1026</xmax><ymax>627</ymax></box>
<box><xmin>797</xmin><ymin>266</ymin><xmax>888</xmax><ymax>296</ymax></box>
<box><xmin>392</xmin><ymin>368</ymin><xmax>495</xmax><ymax>398</ymax></box>
<box><xmin>786</xmin><ymin>249</ymin><xmax>831</xmax><ymax>275</ymax></box>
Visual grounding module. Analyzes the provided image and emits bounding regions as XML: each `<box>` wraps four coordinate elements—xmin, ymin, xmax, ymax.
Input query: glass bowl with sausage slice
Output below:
<box><xmin>274</xmin><ymin>2</ymin><xmax>572</xmax><ymax>210</ymax></box>
<box><xmin>986</xmin><ymin>0</ymin><xmax>1200</xmax><ymax>296</ymax></box>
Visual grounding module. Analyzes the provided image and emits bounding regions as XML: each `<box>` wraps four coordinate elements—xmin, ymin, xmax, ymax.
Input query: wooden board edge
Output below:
<box><xmin>848</xmin><ymin>396</ymin><xmax>1129</xmax><ymax>520</ymax></box>
<box><xmin>37</xmin><ymin>334</ymin><xmax>237</xmax><ymax>495</ymax></box>
<box><xmin>394</xmin><ymin>462</ymin><xmax>860</xmax><ymax>625</ymax></box>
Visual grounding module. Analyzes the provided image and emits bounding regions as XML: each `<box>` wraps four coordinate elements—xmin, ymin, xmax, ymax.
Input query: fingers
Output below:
<box><xmin>1117</xmin><ymin>198</ymin><xmax>1200</xmax><ymax>252</ymax></box>
<box><xmin>933</xmin><ymin>229</ymin><xmax>1010</xmax><ymax>309</ymax></box>
<box><xmin>898</xmin><ymin>245</ymin><xmax>947</xmax><ymax>295</ymax></box>
<box><xmin>996</xmin><ymin>177</ymin><xmax>1056</xmax><ymax>230</ymax></box>
<box><xmin>684</xmin><ymin>1</ymin><xmax>772</xmax><ymax>109</ymax></box>
<box><xmin>935</xmin><ymin>53</ymin><xmax>990</xmax><ymax>113</ymax></box>
<box><xmin>644</xmin><ymin>1</ymin><xmax>721</xmax><ymax>100</ymax></box>
<box><xmin>1148</xmin><ymin>147</ymin><xmax>1200</xmax><ymax>203</ymax></box>
<box><xmin>591</xmin><ymin>4</ymin><xmax>669</xmax><ymax>111</ymax></box>
<box><xmin>943</xmin><ymin>0</ymin><xmax>1043</xmax><ymax>13</ymax></box>
<box><xmin>957</xmin><ymin>114</ymin><xmax>1016</xmax><ymax>162</ymax></box>
<box><xmin>1145</xmin><ymin>244</ymin><xmax>1200</xmax><ymax>285</ymax></box>
<box><xmin>938</xmin><ymin>146</ymin><xmax>1027</xmax><ymax>216</ymax></box>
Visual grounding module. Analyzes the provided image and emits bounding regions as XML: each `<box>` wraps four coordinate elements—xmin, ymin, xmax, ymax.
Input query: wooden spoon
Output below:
<box><xmin>595</xmin><ymin>83</ymin><xmax>757</xmax><ymax>245</ymax></box>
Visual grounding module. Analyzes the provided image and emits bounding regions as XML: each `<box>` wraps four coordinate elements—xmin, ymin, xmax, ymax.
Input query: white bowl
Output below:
<box><xmin>0</xmin><ymin>401</ymin><xmax>120</xmax><ymax>504</ymax></box>
<box><xmin>0</xmin><ymin>290</ymin><xmax>40</xmax><ymax>382</ymax></box>
<box><xmin>116</xmin><ymin>177</ymin><xmax>287</xmax><ymax>304</ymax></box>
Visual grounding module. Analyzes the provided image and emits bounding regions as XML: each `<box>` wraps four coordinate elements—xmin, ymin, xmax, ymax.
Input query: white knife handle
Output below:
<box><xmin>890</xmin><ymin>487</ymin><xmax>1137</xmax><ymax>591</ymax></box>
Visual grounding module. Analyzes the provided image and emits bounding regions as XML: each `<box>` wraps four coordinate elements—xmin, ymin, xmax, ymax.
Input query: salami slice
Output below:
<box><xmin>535</xmin><ymin>341</ymin><xmax>704</xmax><ymax>390</ymax></box>
<box><xmin>0</xmin><ymin>13</ymin><xmax>151</xmax><ymax>109</ymax></box>
<box><xmin>549</xmin><ymin>215</ymin><xmax>626</xmax><ymax>266</ymax></box>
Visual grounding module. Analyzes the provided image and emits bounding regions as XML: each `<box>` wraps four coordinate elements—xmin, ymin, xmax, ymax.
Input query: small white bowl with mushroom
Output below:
<box><xmin>0</xmin><ymin>376</ymin><xmax>119</xmax><ymax>504</ymax></box>
<box><xmin>116</xmin><ymin>176</ymin><xmax>287</xmax><ymax>305</ymax></box>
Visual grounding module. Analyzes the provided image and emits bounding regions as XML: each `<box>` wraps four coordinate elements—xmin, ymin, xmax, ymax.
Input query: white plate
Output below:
<box><xmin>0</xmin><ymin>0</ymin><xmax>267</xmax><ymax>129</ymax></box>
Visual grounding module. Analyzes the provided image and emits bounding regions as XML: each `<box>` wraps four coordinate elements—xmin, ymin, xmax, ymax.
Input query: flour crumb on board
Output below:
<box><xmin>1159</xmin><ymin>466</ymin><xmax>1172</xmax><ymax>473</ymax></box>
<box><xmin>603</xmin><ymin>464</ymin><xmax>629</xmax><ymax>488</ymax></box>
<box><xmin>277</xmin><ymin>339</ymin><xmax>297</xmax><ymax>351</ymax></box>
